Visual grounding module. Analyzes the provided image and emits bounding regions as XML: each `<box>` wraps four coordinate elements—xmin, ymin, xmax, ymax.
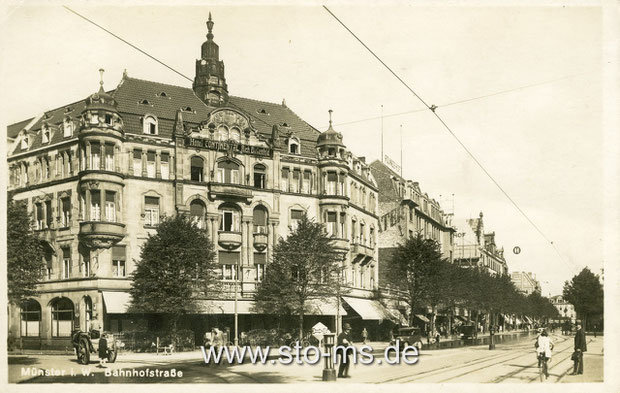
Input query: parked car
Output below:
<box><xmin>391</xmin><ymin>327</ymin><xmax>424</xmax><ymax>350</ymax></box>
<box><xmin>71</xmin><ymin>329</ymin><xmax>118</xmax><ymax>365</ymax></box>
<box><xmin>456</xmin><ymin>324</ymin><xmax>477</xmax><ymax>339</ymax></box>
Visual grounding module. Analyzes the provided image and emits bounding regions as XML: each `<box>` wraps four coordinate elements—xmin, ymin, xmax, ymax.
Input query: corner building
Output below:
<box><xmin>6</xmin><ymin>15</ymin><xmax>381</xmax><ymax>348</ymax></box>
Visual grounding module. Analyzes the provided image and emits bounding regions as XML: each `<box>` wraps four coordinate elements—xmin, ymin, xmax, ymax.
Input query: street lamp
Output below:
<box><xmin>322</xmin><ymin>333</ymin><xmax>336</xmax><ymax>381</ymax></box>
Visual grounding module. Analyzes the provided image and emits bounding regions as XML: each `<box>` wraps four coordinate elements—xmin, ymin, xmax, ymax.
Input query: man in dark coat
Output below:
<box><xmin>337</xmin><ymin>323</ymin><xmax>353</xmax><ymax>378</ymax></box>
<box><xmin>571</xmin><ymin>323</ymin><xmax>587</xmax><ymax>375</ymax></box>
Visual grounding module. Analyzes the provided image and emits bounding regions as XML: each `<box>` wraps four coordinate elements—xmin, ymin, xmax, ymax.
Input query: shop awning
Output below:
<box><xmin>415</xmin><ymin>314</ymin><xmax>430</xmax><ymax>323</ymax></box>
<box><xmin>388</xmin><ymin>309</ymin><xmax>409</xmax><ymax>325</ymax></box>
<box><xmin>102</xmin><ymin>291</ymin><xmax>132</xmax><ymax>314</ymax></box>
<box><xmin>307</xmin><ymin>299</ymin><xmax>347</xmax><ymax>316</ymax></box>
<box><xmin>198</xmin><ymin>299</ymin><xmax>346</xmax><ymax>316</ymax></box>
<box><xmin>342</xmin><ymin>297</ymin><xmax>392</xmax><ymax>320</ymax></box>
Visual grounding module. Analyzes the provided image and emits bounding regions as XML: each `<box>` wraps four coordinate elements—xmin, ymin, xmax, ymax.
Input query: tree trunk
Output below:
<box><xmin>299</xmin><ymin>307</ymin><xmax>304</xmax><ymax>342</ymax></box>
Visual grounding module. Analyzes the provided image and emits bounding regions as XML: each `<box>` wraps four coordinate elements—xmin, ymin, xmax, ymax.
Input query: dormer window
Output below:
<box><xmin>89</xmin><ymin>113</ymin><xmax>99</xmax><ymax>125</ymax></box>
<box><xmin>257</xmin><ymin>109</ymin><xmax>269</xmax><ymax>115</ymax></box>
<box><xmin>21</xmin><ymin>135</ymin><xmax>29</xmax><ymax>149</ymax></box>
<box><xmin>182</xmin><ymin>106</ymin><xmax>193</xmax><ymax>112</ymax></box>
<box><xmin>105</xmin><ymin>114</ymin><xmax>113</xmax><ymax>125</ymax></box>
<box><xmin>63</xmin><ymin>119</ymin><xmax>73</xmax><ymax>138</ymax></box>
<box><xmin>42</xmin><ymin>127</ymin><xmax>50</xmax><ymax>144</ymax></box>
<box><xmin>158</xmin><ymin>92</ymin><xmax>168</xmax><ymax>98</ymax></box>
<box><xmin>140</xmin><ymin>99</ymin><xmax>151</xmax><ymax>105</ymax></box>
<box><xmin>288</xmin><ymin>137</ymin><xmax>300</xmax><ymax>154</ymax></box>
<box><xmin>143</xmin><ymin>115</ymin><xmax>158</xmax><ymax>135</ymax></box>
<box><xmin>229</xmin><ymin>127</ymin><xmax>240</xmax><ymax>142</ymax></box>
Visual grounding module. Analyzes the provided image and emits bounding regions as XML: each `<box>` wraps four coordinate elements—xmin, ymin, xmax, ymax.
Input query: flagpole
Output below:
<box><xmin>381</xmin><ymin>105</ymin><xmax>384</xmax><ymax>163</ymax></box>
<box><xmin>400</xmin><ymin>124</ymin><xmax>403</xmax><ymax>177</ymax></box>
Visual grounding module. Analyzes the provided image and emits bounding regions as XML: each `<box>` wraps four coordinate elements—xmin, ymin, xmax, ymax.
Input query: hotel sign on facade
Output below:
<box><xmin>186</xmin><ymin>137</ymin><xmax>272</xmax><ymax>158</ymax></box>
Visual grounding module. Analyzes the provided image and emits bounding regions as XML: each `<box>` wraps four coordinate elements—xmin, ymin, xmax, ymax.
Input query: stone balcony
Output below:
<box><xmin>253</xmin><ymin>233</ymin><xmax>269</xmax><ymax>252</ymax></box>
<box><xmin>218</xmin><ymin>231</ymin><xmax>242</xmax><ymax>250</ymax></box>
<box><xmin>79</xmin><ymin>221</ymin><xmax>126</xmax><ymax>249</ymax></box>
<box><xmin>352</xmin><ymin>242</ymin><xmax>375</xmax><ymax>265</ymax></box>
<box><xmin>330</xmin><ymin>238</ymin><xmax>350</xmax><ymax>251</ymax></box>
<box><xmin>209</xmin><ymin>182</ymin><xmax>252</xmax><ymax>202</ymax></box>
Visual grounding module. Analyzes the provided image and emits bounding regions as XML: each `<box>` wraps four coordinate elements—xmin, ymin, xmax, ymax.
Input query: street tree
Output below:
<box><xmin>7</xmin><ymin>198</ymin><xmax>45</xmax><ymax>304</ymax></box>
<box><xmin>129</xmin><ymin>214</ymin><xmax>218</xmax><ymax>331</ymax></box>
<box><xmin>386</xmin><ymin>232</ymin><xmax>445</xmax><ymax>329</ymax></box>
<box><xmin>254</xmin><ymin>212</ymin><xmax>344</xmax><ymax>341</ymax></box>
<box><xmin>563</xmin><ymin>267</ymin><xmax>603</xmax><ymax>328</ymax></box>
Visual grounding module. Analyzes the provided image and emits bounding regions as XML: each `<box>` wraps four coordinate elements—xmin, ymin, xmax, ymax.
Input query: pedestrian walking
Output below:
<box><xmin>337</xmin><ymin>323</ymin><xmax>353</xmax><ymax>378</ymax></box>
<box><xmin>571</xmin><ymin>323</ymin><xmax>587</xmax><ymax>375</ymax></box>
<box><xmin>98</xmin><ymin>332</ymin><xmax>109</xmax><ymax>368</ymax></box>
<box><xmin>361</xmin><ymin>327</ymin><xmax>368</xmax><ymax>345</ymax></box>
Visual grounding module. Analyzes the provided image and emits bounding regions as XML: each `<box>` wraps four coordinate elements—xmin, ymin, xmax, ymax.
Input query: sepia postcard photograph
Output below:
<box><xmin>1</xmin><ymin>0</ymin><xmax>617</xmax><ymax>392</ymax></box>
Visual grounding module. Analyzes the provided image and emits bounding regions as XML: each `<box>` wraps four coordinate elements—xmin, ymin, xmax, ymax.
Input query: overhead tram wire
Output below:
<box><xmin>322</xmin><ymin>6</ymin><xmax>577</xmax><ymax>272</ymax></box>
<box><xmin>328</xmin><ymin>71</ymin><xmax>593</xmax><ymax>129</ymax></box>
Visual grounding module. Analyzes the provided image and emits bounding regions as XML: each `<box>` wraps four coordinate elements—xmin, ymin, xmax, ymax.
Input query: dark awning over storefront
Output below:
<box><xmin>342</xmin><ymin>297</ymin><xmax>392</xmax><ymax>321</ymax></box>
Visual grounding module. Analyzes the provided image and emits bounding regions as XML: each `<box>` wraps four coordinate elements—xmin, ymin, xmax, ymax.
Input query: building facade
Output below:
<box><xmin>549</xmin><ymin>295</ymin><xmax>577</xmax><ymax>322</ymax></box>
<box><xmin>511</xmin><ymin>271</ymin><xmax>542</xmax><ymax>295</ymax></box>
<box><xmin>452</xmin><ymin>212</ymin><xmax>509</xmax><ymax>276</ymax></box>
<box><xmin>7</xmin><ymin>15</ymin><xmax>383</xmax><ymax>348</ymax></box>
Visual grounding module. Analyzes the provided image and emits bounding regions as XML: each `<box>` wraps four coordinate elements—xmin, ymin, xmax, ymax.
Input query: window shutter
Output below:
<box><xmin>218</xmin><ymin>251</ymin><xmax>239</xmax><ymax>265</ymax></box>
<box><xmin>112</xmin><ymin>246</ymin><xmax>126</xmax><ymax>261</ymax></box>
<box><xmin>254</xmin><ymin>253</ymin><xmax>266</xmax><ymax>265</ymax></box>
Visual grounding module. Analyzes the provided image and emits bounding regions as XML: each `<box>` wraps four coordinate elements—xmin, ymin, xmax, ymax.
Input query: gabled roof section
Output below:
<box><xmin>7</xmin><ymin>118</ymin><xmax>34</xmax><ymax>140</ymax></box>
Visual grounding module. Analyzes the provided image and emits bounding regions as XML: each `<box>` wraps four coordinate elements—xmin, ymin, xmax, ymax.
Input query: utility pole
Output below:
<box><xmin>399</xmin><ymin>124</ymin><xmax>403</xmax><ymax>177</ymax></box>
<box><xmin>380</xmin><ymin>105</ymin><xmax>384</xmax><ymax>163</ymax></box>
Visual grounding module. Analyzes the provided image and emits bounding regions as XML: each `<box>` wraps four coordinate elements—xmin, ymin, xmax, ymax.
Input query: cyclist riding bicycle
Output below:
<box><xmin>535</xmin><ymin>329</ymin><xmax>554</xmax><ymax>378</ymax></box>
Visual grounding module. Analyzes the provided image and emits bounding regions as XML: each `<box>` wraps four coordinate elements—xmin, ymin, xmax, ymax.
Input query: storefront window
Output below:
<box><xmin>20</xmin><ymin>299</ymin><xmax>41</xmax><ymax>337</ymax></box>
<box><xmin>51</xmin><ymin>298</ymin><xmax>74</xmax><ymax>337</ymax></box>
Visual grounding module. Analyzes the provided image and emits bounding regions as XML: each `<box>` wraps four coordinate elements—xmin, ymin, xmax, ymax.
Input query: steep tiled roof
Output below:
<box><xmin>7</xmin><ymin>75</ymin><xmax>323</xmax><ymax>159</ymax></box>
<box><xmin>7</xmin><ymin>118</ymin><xmax>34</xmax><ymax>139</ymax></box>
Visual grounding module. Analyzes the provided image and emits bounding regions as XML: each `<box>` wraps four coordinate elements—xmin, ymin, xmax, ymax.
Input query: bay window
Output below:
<box><xmin>90</xmin><ymin>190</ymin><xmax>101</xmax><ymax>221</ymax></box>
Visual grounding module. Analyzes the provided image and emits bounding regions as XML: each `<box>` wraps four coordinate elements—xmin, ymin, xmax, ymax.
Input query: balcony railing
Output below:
<box><xmin>253</xmin><ymin>232</ymin><xmax>268</xmax><ymax>252</ymax></box>
<box><xmin>79</xmin><ymin>221</ymin><xmax>126</xmax><ymax>249</ymax></box>
<box><xmin>218</xmin><ymin>231</ymin><xmax>242</xmax><ymax>250</ymax></box>
<box><xmin>209</xmin><ymin>183</ymin><xmax>252</xmax><ymax>201</ymax></box>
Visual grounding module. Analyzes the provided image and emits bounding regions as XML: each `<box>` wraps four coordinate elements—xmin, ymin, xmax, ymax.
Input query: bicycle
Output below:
<box><xmin>538</xmin><ymin>353</ymin><xmax>549</xmax><ymax>381</ymax></box>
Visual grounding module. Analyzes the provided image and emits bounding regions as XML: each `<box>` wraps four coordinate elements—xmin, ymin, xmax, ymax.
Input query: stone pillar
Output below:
<box><xmin>156</xmin><ymin>151</ymin><xmax>162</xmax><ymax>179</ymax></box>
<box><xmin>141</xmin><ymin>149</ymin><xmax>147</xmax><ymax>177</ymax></box>
<box><xmin>245</xmin><ymin>219</ymin><xmax>253</xmax><ymax>267</ymax></box>
<box><xmin>85</xmin><ymin>142</ymin><xmax>91</xmax><ymax>170</ymax></box>
<box><xmin>115</xmin><ymin>144</ymin><xmax>121</xmax><ymax>172</ymax></box>
<box><xmin>128</xmin><ymin>148</ymin><xmax>133</xmax><ymax>175</ymax></box>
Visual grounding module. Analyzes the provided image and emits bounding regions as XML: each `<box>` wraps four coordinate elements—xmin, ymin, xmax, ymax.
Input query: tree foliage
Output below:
<box><xmin>7</xmin><ymin>198</ymin><xmax>45</xmax><ymax>304</ymax></box>
<box><xmin>254</xmin><ymin>212</ymin><xmax>344</xmax><ymax>340</ymax></box>
<box><xmin>129</xmin><ymin>214</ymin><xmax>218</xmax><ymax>326</ymax></box>
<box><xmin>563</xmin><ymin>267</ymin><xmax>603</xmax><ymax>324</ymax></box>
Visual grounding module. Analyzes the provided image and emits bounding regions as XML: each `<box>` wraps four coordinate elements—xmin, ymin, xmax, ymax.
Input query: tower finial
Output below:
<box><xmin>98</xmin><ymin>68</ymin><xmax>105</xmax><ymax>93</ymax></box>
<box><xmin>206</xmin><ymin>12</ymin><xmax>214</xmax><ymax>40</ymax></box>
<box><xmin>328</xmin><ymin>109</ymin><xmax>333</xmax><ymax>127</ymax></box>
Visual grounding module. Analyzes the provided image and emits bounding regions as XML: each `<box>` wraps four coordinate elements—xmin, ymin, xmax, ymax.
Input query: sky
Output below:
<box><xmin>1</xmin><ymin>0</ymin><xmax>616</xmax><ymax>297</ymax></box>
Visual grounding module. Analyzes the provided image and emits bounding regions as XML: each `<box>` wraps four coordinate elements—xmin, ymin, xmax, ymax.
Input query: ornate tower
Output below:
<box><xmin>193</xmin><ymin>12</ymin><xmax>229</xmax><ymax>106</ymax></box>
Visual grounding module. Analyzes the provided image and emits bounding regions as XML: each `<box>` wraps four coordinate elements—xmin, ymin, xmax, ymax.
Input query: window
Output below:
<box><xmin>217</xmin><ymin>160</ymin><xmax>240</xmax><ymax>184</ymax></box>
<box><xmin>90</xmin><ymin>190</ymin><xmax>101</xmax><ymax>221</ymax></box>
<box><xmin>339</xmin><ymin>174</ymin><xmax>345</xmax><ymax>196</ymax></box>
<box><xmin>191</xmin><ymin>156</ymin><xmax>204</xmax><ymax>182</ymax></box>
<box><xmin>91</xmin><ymin>144</ymin><xmax>101</xmax><ymax>170</ymax></box>
<box><xmin>360</xmin><ymin>222</ymin><xmax>366</xmax><ymax>245</ymax></box>
<box><xmin>20</xmin><ymin>299</ymin><xmax>41</xmax><ymax>337</ymax></box>
<box><xmin>21</xmin><ymin>134</ymin><xmax>29</xmax><ymax>149</ymax></box>
<box><xmin>222</xmin><ymin>264</ymin><xmax>237</xmax><ymax>280</ymax></box>
<box><xmin>219</xmin><ymin>251</ymin><xmax>239</xmax><ymax>280</ymax></box>
<box><xmin>340</xmin><ymin>213</ymin><xmax>346</xmax><ymax>238</ymax></box>
<box><xmin>89</xmin><ymin>112</ymin><xmax>99</xmax><ymax>125</ymax></box>
<box><xmin>218</xmin><ymin>125</ymin><xmax>228</xmax><ymax>141</ymax></box>
<box><xmin>326</xmin><ymin>212</ymin><xmax>337</xmax><ymax>237</ymax></box>
<box><xmin>302</xmin><ymin>171</ymin><xmax>311</xmax><ymax>193</ymax></box>
<box><xmin>105</xmin><ymin>191</ymin><xmax>116</xmax><ymax>222</ymax></box>
<box><xmin>112</xmin><ymin>246</ymin><xmax>126</xmax><ymax>277</ymax></box>
<box><xmin>253</xmin><ymin>164</ymin><xmax>266</xmax><ymax>188</ymax></box>
<box><xmin>57</xmin><ymin>153</ymin><xmax>65</xmax><ymax>178</ymax></box>
<box><xmin>51</xmin><ymin>298</ymin><xmax>74</xmax><ymax>337</ymax></box>
<box><xmin>63</xmin><ymin>119</ymin><xmax>73</xmax><ymax>137</ymax></box>
<box><xmin>290</xmin><ymin>209</ymin><xmax>303</xmax><ymax>231</ymax></box>
<box><xmin>82</xmin><ymin>250</ymin><xmax>91</xmax><ymax>277</ymax></box>
<box><xmin>255</xmin><ymin>253</ymin><xmax>266</xmax><ymax>281</ymax></box>
<box><xmin>219</xmin><ymin>207</ymin><xmax>240</xmax><ymax>232</ymax></box>
<box><xmin>291</xmin><ymin>169</ymin><xmax>300</xmax><ymax>193</ymax></box>
<box><xmin>326</xmin><ymin>172</ymin><xmax>337</xmax><ymax>195</ymax></box>
<box><xmin>45</xmin><ymin>200</ymin><xmax>52</xmax><ymax>228</ymax></box>
<box><xmin>253</xmin><ymin>206</ymin><xmax>268</xmax><ymax>233</ymax></box>
<box><xmin>351</xmin><ymin>219</ymin><xmax>357</xmax><ymax>243</ymax></box>
<box><xmin>146</xmin><ymin>151</ymin><xmax>156</xmax><ymax>178</ymax></box>
<box><xmin>35</xmin><ymin>203</ymin><xmax>44</xmax><ymax>230</ymax></box>
<box><xmin>61</xmin><ymin>248</ymin><xmax>71</xmax><ymax>279</ymax></box>
<box><xmin>289</xmin><ymin>138</ymin><xmax>300</xmax><ymax>154</ymax></box>
<box><xmin>281</xmin><ymin>167</ymin><xmax>289</xmax><ymax>191</ymax></box>
<box><xmin>143</xmin><ymin>115</ymin><xmax>158</xmax><ymax>135</ymax></box>
<box><xmin>105</xmin><ymin>114</ymin><xmax>113</xmax><ymax>125</ymax></box>
<box><xmin>42</xmin><ymin>127</ymin><xmax>50</xmax><ymax>143</ymax></box>
<box><xmin>133</xmin><ymin>150</ymin><xmax>142</xmax><ymax>175</ymax></box>
<box><xmin>370</xmin><ymin>227</ymin><xmax>375</xmax><ymax>248</ymax></box>
<box><xmin>161</xmin><ymin>152</ymin><xmax>170</xmax><ymax>179</ymax></box>
<box><xmin>144</xmin><ymin>196</ymin><xmax>160</xmax><ymax>226</ymax></box>
<box><xmin>105</xmin><ymin>144</ymin><xmax>114</xmax><ymax>171</ymax></box>
<box><xmin>190</xmin><ymin>200</ymin><xmax>206</xmax><ymax>229</ymax></box>
<box><xmin>230</xmin><ymin>127</ymin><xmax>240</xmax><ymax>142</ymax></box>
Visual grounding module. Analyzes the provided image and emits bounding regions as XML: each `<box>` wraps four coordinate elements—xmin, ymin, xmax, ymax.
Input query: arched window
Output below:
<box><xmin>21</xmin><ymin>134</ymin><xmax>29</xmax><ymax>149</ymax></box>
<box><xmin>288</xmin><ymin>137</ymin><xmax>300</xmax><ymax>154</ymax></box>
<box><xmin>51</xmin><ymin>297</ymin><xmax>74</xmax><ymax>337</ymax></box>
<box><xmin>229</xmin><ymin>127</ymin><xmax>241</xmax><ymax>142</ymax></box>
<box><xmin>253</xmin><ymin>164</ymin><xmax>266</xmax><ymax>189</ymax></box>
<box><xmin>190</xmin><ymin>200</ymin><xmax>206</xmax><ymax>229</ymax></box>
<box><xmin>218</xmin><ymin>125</ymin><xmax>228</xmax><ymax>141</ymax></box>
<box><xmin>143</xmin><ymin>115</ymin><xmax>158</xmax><ymax>135</ymax></box>
<box><xmin>217</xmin><ymin>160</ymin><xmax>240</xmax><ymax>184</ymax></box>
<box><xmin>42</xmin><ymin>127</ymin><xmax>50</xmax><ymax>144</ymax></box>
<box><xmin>253</xmin><ymin>205</ymin><xmax>268</xmax><ymax>234</ymax></box>
<box><xmin>219</xmin><ymin>204</ymin><xmax>240</xmax><ymax>232</ymax></box>
<box><xmin>20</xmin><ymin>299</ymin><xmax>41</xmax><ymax>337</ymax></box>
<box><xmin>190</xmin><ymin>156</ymin><xmax>204</xmax><ymax>182</ymax></box>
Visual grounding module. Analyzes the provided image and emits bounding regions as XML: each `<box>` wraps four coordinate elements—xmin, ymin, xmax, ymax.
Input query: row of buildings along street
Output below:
<box><xmin>7</xmin><ymin>12</ymin><xmax>577</xmax><ymax>354</ymax></box>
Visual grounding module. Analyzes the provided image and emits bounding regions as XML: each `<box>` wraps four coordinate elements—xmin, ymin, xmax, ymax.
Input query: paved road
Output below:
<box><xmin>9</xmin><ymin>333</ymin><xmax>603</xmax><ymax>384</ymax></box>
